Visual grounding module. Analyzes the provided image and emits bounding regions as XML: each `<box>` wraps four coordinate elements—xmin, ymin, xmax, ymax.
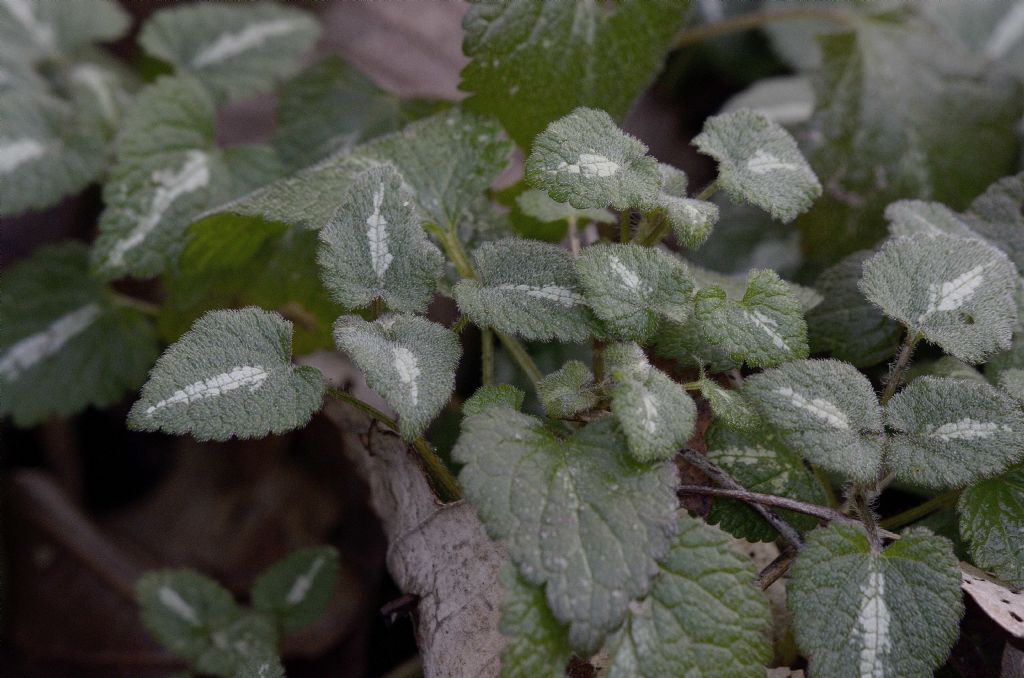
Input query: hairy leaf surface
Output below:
<box><xmin>537</xmin><ymin>360</ymin><xmax>598</xmax><ymax>419</ymax></box>
<box><xmin>498</xmin><ymin>564</ymin><xmax>571</xmax><ymax>678</ymax></box>
<box><xmin>958</xmin><ymin>462</ymin><xmax>1024</xmax><ymax>589</ymax></box>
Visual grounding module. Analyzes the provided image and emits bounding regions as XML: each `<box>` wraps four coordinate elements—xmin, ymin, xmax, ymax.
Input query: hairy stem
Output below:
<box><xmin>481</xmin><ymin>328</ymin><xmax>494</xmax><ymax>387</ymax></box>
<box><xmin>619</xmin><ymin>209</ymin><xmax>631</xmax><ymax>243</ymax></box>
<box><xmin>568</xmin><ymin>215</ymin><xmax>581</xmax><ymax>255</ymax></box>
<box><xmin>677</xmin><ymin>485</ymin><xmax>852</xmax><ymax>525</ymax></box>
<box><xmin>853</xmin><ymin>488</ymin><xmax>882</xmax><ymax>552</ymax></box>
<box><xmin>327</xmin><ymin>387</ymin><xmax>461</xmax><ymax>501</ymax></box>
<box><xmin>673</xmin><ymin>7</ymin><xmax>857</xmax><ymax>50</ymax></box>
<box><xmin>694</xmin><ymin>178</ymin><xmax>721</xmax><ymax>202</ymax></box>
<box><xmin>495</xmin><ymin>329</ymin><xmax>544</xmax><ymax>389</ymax></box>
<box><xmin>679</xmin><ymin>447</ymin><xmax>804</xmax><ymax>549</ymax></box>
<box><xmin>879</xmin><ymin>489</ymin><xmax>961</xmax><ymax>531</ymax></box>
<box><xmin>880</xmin><ymin>330</ymin><xmax>921</xmax><ymax>407</ymax></box>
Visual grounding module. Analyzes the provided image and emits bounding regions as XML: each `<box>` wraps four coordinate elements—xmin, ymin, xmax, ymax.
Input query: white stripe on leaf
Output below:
<box><xmin>557</xmin><ymin>152</ymin><xmax>620</xmax><ymax>178</ymax></box>
<box><xmin>285</xmin><ymin>556</ymin><xmax>326</xmax><ymax>605</ymax></box>
<box><xmin>145</xmin><ymin>364</ymin><xmax>268</xmax><ymax>415</ymax></box>
<box><xmin>392</xmin><ymin>347</ymin><xmax>420</xmax><ymax>406</ymax></box>
<box><xmin>0</xmin><ymin>138</ymin><xmax>47</xmax><ymax>174</ymax></box>
<box><xmin>855</xmin><ymin>569</ymin><xmax>892</xmax><ymax>678</ymax></box>
<box><xmin>0</xmin><ymin>303</ymin><xmax>101</xmax><ymax>381</ymax></box>
<box><xmin>745</xmin><ymin>149</ymin><xmax>800</xmax><ymax>175</ymax></box>
<box><xmin>775</xmin><ymin>386</ymin><xmax>850</xmax><ymax>430</ymax></box>
<box><xmin>366</xmin><ymin>184</ymin><xmax>393</xmax><ymax>280</ymax></box>
<box><xmin>927</xmin><ymin>418</ymin><xmax>1010</xmax><ymax>441</ymax></box>
<box><xmin>746</xmin><ymin>309</ymin><xmax>789</xmax><ymax>351</ymax></box>
<box><xmin>920</xmin><ymin>264</ymin><xmax>988</xmax><ymax>321</ymax></box>
<box><xmin>192</xmin><ymin>19</ymin><xmax>307</xmax><ymax>67</ymax></box>
<box><xmin>496</xmin><ymin>283</ymin><xmax>585</xmax><ymax>307</ymax></box>
<box><xmin>157</xmin><ymin>585</ymin><xmax>200</xmax><ymax>626</ymax></box>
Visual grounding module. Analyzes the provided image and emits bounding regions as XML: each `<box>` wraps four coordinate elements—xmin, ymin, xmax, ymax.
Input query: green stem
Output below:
<box><xmin>495</xmin><ymin>329</ymin><xmax>544</xmax><ymax>389</ymax></box>
<box><xmin>481</xmin><ymin>328</ymin><xmax>495</xmax><ymax>386</ymax></box>
<box><xmin>853</xmin><ymin>488</ymin><xmax>882</xmax><ymax>552</ymax></box>
<box><xmin>111</xmin><ymin>293</ymin><xmax>160</xmax><ymax>317</ymax></box>
<box><xmin>327</xmin><ymin>387</ymin><xmax>461</xmax><ymax>501</ymax></box>
<box><xmin>672</xmin><ymin>7</ymin><xmax>857</xmax><ymax>50</ymax></box>
<box><xmin>592</xmin><ymin>339</ymin><xmax>605</xmax><ymax>383</ymax></box>
<box><xmin>879</xmin><ymin>489</ymin><xmax>960</xmax><ymax>531</ymax></box>
<box><xmin>451</xmin><ymin>315</ymin><xmax>469</xmax><ymax>334</ymax></box>
<box><xmin>568</xmin><ymin>215</ymin><xmax>581</xmax><ymax>255</ymax></box>
<box><xmin>694</xmin><ymin>178</ymin><xmax>721</xmax><ymax>202</ymax></box>
<box><xmin>880</xmin><ymin>331</ymin><xmax>921</xmax><ymax>407</ymax></box>
<box><xmin>619</xmin><ymin>209</ymin><xmax>631</xmax><ymax>243</ymax></box>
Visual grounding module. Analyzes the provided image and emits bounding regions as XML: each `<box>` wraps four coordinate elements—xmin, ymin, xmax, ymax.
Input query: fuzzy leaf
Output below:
<box><xmin>606</xmin><ymin>343</ymin><xmax>696</xmax><ymax>463</ymax></box>
<box><xmin>0</xmin><ymin>92</ymin><xmax>108</xmax><ymax>216</ymax></box>
<box><xmin>694</xmin><ymin>269</ymin><xmax>808</xmax><ymax>368</ymax></box>
<box><xmin>655</xmin><ymin>194</ymin><xmax>720</xmax><ymax>249</ymax></box>
<box><xmin>464</xmin><ymin>384</ymin><xmax>525</xmax><ymax>417</ymax></box>
<box><xmin>652</xmin><ymin>316</ymin><xmax>741</xmax><ymax>374</ymax></box>
<box><xmin>884</xmin><ymin>200</ymin><xmax>977</xmax><ymax>240</ymax></box>
<box><xmin>958</xmin><ymin>462</ymin><xmax>1024</xmax><ymax>589</ymax></box>
<box><xmin>317</xmin><ymin>165</ymin><xmax>444</xmax><ymax>313</ymax></box>
<box><xmin>885</xmin><ymin>377</ymin><xmax>1024</xmax><ymax>489</ymax></box>
<box><xmin>721</xmin><ymin>75</ymin><xmax>815</xmax><ymax>126</ymax></box>
<box><xmin>743</xmin><ymin>359</ymin><xmax>883</xmax><ymax>483</ymax></box>
<box><xmin>694</xmin><ymin>109</ymin><xmax>821</xmax><ymax>222</ymax></box>
<box><xmin>705</xmin><ymin>423</ymin><xmax>827</xmax><ymax>543</ymax></box>
<box><xmin>0</xmin><ymin>0</ymin><xmax>129</xmax><ymax>61</ymax></box>
<box><xmin>576</xmin><ymin>243</ymin><xmax>694</xmax><ymax>341</ymax></box>
<box><xmin>139</xmin><ymin>1</ymin><xmax>319</xmax><ymax>102</ymax></box>
<box><xmin>605</xmin><ymin>515</ymin><xmax>772</xmax><ymax>678</ymax></box>
<box><xmin>537</xmin><ymin>360</ymin><xmax>598</xmax><ymax>419</ymax></box>
<box><xmin>807</xmin><ymin>251</ymin><xmax>903</xmax><ymax>367</ymax></box>
<box><xmin>0</xmin><ymin>243</ymin><xmax>158</xmax><ymax>426</ymax></box>
<box><xmin>907</xmin><ymin>356</ymin><xmax>987</xmax><ymax>384</ymax></box>
<box><xmin>194</xmin><ymin>613</ymin><xmax>279</xmax><ymax>678</ymax></box>
<box><xmin>251</xmin><ymin>546</ymin><xmax>340</xmax><ymax>635</ymax></box>
<box><xmin>498</xmin><ymin>564</ymin><xmax>572</xmax><ymax>678</ymax></box>
<box><xmin>698</xmin><ymin>376</ymin><xmax>760</xmax><ymax>431</ymax></box>
<box><xmin>965</xmin><ymin>172</ymin><xmax>1024</xmax><ymax>271</ymax></box>
<box><xmin>129</xmin><ymin>308</ymin><xmax>325</xmax><ymax>441</ymax></box>
<box><xmin>514</xmin><ymin>188</ymin><xmax>615</xmax><ymax>226</ymax></box>
<box><xmin>333</xmin><ymin>314</ymin><xmax>459</xmax><ymax>440</ymax></box>
<box><xmin>459</xmin><ymin>1</ymin><xmax>688</xmax><ymax>147</ymax></box>
<box><xmin>789</xmin><ymin>524</ymin><xmax>964</xmax><ymax>678</ymax></box>
<box><xmin>92</xmin><ymin>77</ymin><xmax>234</xmax><ymax>279</ymax></box>
<box><xmin>860</xmin><ymin>234</ymin><xmax>1017</xmax><ymax>363</ymax></box>
<box><xmin>454</xmin><ymin>238</ymin><xmax>595</xmax><ymax>342</ymax></box>
<box><xmin>453</xmin><ymin>411</ymin><xmax>678</xmax><ymax>655</ymax></box>
<box><xmin>273</xmin><ymin>56</ymin><xmax>436</xmax><ymax>171</ymax></box>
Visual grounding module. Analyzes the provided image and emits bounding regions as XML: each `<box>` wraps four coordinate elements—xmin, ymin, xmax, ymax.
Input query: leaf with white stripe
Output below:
<box><xmin>694</xmin><ymin>268</ymin><xmax>808</xmax><ymax>368</ymax></box>
<box><xmin>128</xmin><ymin>307</ymin><xmax>325</xmax><ymax>441</ymax></box>
<box><xmin>137</xmin><ymin>569</ymin><xmax>264</xmax><ymax>668</ymax></box>
<box><xmin>498</xmin><ymin>564</ymin><xmax>572</xmax><ymax>678</ymax></box>
<box><xmin>886</xmin><ymin>377</ymin><xmax>1024</xmax><ymax>489</ymax></box>
<box><xmin>0</xmin><ymin>0</ymin><xmax>129</xmax><ymax>61</ymax></box>
<box><xmin>454</xmin><ymin>238</ymin><xmax>596</xmax><ymax>342</ymax></box>
<box><xmin>693</xmin><ymin>109</ymin><xmax>821</xmax><ymax>223</ymax></box>
<box><xmin>251</xmin><ymin>546</ymin><xmax>340</xmax><ymax>635</ymax></box>
<box><xmin>0</xmin><ymin>243</ymin><xmax>158</xmax><ymax>427</ymax></box>
<box><xmin>537</xmin><ymin>360</ymin><xmax>598</xmax><ymax>419</ymax></box>
<box><xmin>807</xmin><ymin>251</ymin><xmax>903</xmax><ymax>368</ymax></box>
<box><xmin>958</xmin><ymin>462</ymin><xmax>1024</xmax><ymax>589</ymax></box>
<box><xmin>0</xmin><ymin>92</ymin><xmax>108</xmax><ymax>216</ymax></box>
<box><xmin>654</xmin><ymin>194</ymin><xmax>720</xmax><ymax>249</ymax></box>
<box><xmin>705</xmin><ymin>423</ymin><xmax>828</xmax><ymax>543</ymax></box>
<box><xmin>333</xmin><ymin>314</ymin><xmax>459</xmax><ymax>440</ymax></box>
<box><xmin>92</xmin><ymin>77</ymin><xmax>237</xmax><ymax>279</ymax></box>
<box><xmin>525</xmin><ymin>107</ymin><xmax>661</xmax><ymax>211</ymax></box>
<box><xmin>318</xmin><ymin>165</ymin><xmax>444</xmax><ymax>313</ymax></box>
<box><xmin>139</xmin><ymin>1</ymin><xmax>319</xmax><ymax>102</ymax></box>
<box><xmin>860</xmin><ymin>234</ymin><xmax>1017</xmax><ymax>363</ymax></box>
<box><xmin>789</xmin><ymin>524</ymin><xmax>963</xmax><ymax>678</ymax></box>
<box><xmin>454</xmin><ymin>410</ymin><xmax>678</xmax><ymax>655</ymax></box>
<box><xmin>576</xmin><ymin>243</ymin><xmax>694</xmax><ymax>341</ymax></box>
<box><xmin>699</xmin><ymin>376</ymin><xmax>759</xmax><ymax>431</ymax></box>
<box><xmin>605</xmin><ymin>515</ymin><xmax>772</xmax><ymax>678</ymax></box>
<box><xmin>606</xmin><ymin>343</ymin><xmax>696</xmax><ymax>462</ymax></box>
<box><xmin>743</xmin><ymin>359</ymin><xmax>883</xmax><ymax>483</ymax></box>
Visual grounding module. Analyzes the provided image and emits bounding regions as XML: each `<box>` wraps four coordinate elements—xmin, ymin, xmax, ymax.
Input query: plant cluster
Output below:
<box><xmin>2</xmin><ymin>1</ymin><xmax>1024</xmax><ymax>677</ymax></box>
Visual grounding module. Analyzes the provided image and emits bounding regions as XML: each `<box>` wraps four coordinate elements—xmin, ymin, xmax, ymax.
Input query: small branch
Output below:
<box><xmin>451</xmin><ymin>315</ymin><xmax>470</xmax><ymax>334</ymax></box>
<box><xmin>672</xmin><ymin>7</ymin><xmax>857</xmax><ymax>50</ymax></box>
<box><xmin>111</xmin><ymin>292</ymin><xmax>160</xmax><ymax>317</ymax></box>
<box><xmin>618</xmin><ymin>209</ymin><xmax>631</xmax><ymax>243</ymax></box>
<box><xmin>880</xmin><ymin>331</ymin><xmax>921</xmax><ymax>406</ymax></box>
<box><xmin>853</xmin><ymin>488</ymin><xmax>882</xmax><ymax>552</ymax></box>
<box><xmin>677</xmin><ymin>485</ymin><xmax>855</xmax><ymax>526</ymax></box>
<box><xmin>568</xmin><ymin>215</ymin><xmax>581</xmax><ymax>256</ymax></box>
<box><xmin>694</xmin><ymin>178</ymin><xmax>721</xmax><ymax>202</ymax></box>
<box><xmin>591</xmin><ymin>339</ymin><xmax>605</xmax><ymax>384</ymax></box>
<box><xmin>757</xmin><ymin>546</ymin><xmax>797</xmax><ymax>590</ymax></box>
<box><xmin>481</xmin><ymin>328</ymin><xmax>494</xmax><ymax>387</ymax></box>
<box><xmin>879</xmin><ymin>489</ymin><xmax>960</xmax><ymax>531</ymax></box>
<box><xmin>495</xmin><ymin>330</ymin><xmax>544</xmax><ymax>390</ymax></box>
<box><xmin>326</xmin><ymin>387</ymin><xmax>461</xmax><ymax>501</ymax></box>
<box><xmin>679</xmin><ymin>447</ymin><xmax>804</xmax><ymax>549</ymax></box>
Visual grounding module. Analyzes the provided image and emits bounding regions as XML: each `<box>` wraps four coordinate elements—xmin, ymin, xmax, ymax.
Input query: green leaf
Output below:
<box><xmin>453</xmin><ymin>411</ymin><xmax>678</xmax><ymax>654</ymax></box>
<box><xmin>859</xmin><ymin>234</ymin><xmax>1018</xmax><ymax>363</ymax></box>
<box><xmin>884</xmin><ymin>200</ymin><xmax>978</xmax><ymax>240</ymax></box>
<box><xmin>273</xmin><ymin>55</ymin><xmax>438</xmax><ymax>172</ymax></box>
<box><xmin>251</xmin><ymin>546</ymin><xmax>340</xmax><ymax>635</ymax></box>
<box><xmin>459</xmin><ymin>0</ymin><xmax>688</xmax><ymax>147</ymax></box>
<box><xmin>789</xmin><ymin>524</ymin><xmax>964</xmax><ymax>678</ymax></box>
<box><xmin>743</xmin><ymin>359</ymin><xmax>883</xmax><ymax>483</ymax></box>
<box><xmin>194</xmin><ymin>612</ymin><xmax>279</xmax><ymax>678</ymax></box>
<box><xmin>721</xmin><ymin>75</ymin><xmax>815</xmax><ymax>127</ymax></box>
<box><xmin>537</xmin><ymin>360</ymin><xmax>598</xmax><ymax>419</ymax></box>
<box><xmin>333</xmin><ymin>314</ymin><xmax>460</xmax><ymax>440</ymax></box>
<box><xmin>796</xmin><ymin>12</ymin><xmax>1022</xmax><ymax>261</ymax></box>
<box><xmin>525</xmin><ymin>107</ymin><xmax>661</xmax><ymax>211</ymax></box>
<box><xmin>0</xmin><ymin>0</ymin><xmax>129</xmax><ymax>61</ymax></box>
<box><xmin>958</xmin><ymin>462</ymin><xmax>1024</xmax><ymax>589</ymax></box>
<box><xmin>498</xmin><ymin>564</ymin><xmax>572</xmax><ymax>678</ymax></box>
<box><xmin>91</xmin><ymin>77</ymin><xmax>235</xmax><ymax>279</ymax></box>
<box><xmin>463</xmin><ymin>384</ymin><xmax>525</xmax><ymax>417</ymax></box>
<box><xmin>652</xmin><ymin>316</ymin><xmax>741</xmax><ymax>374</ymax></box>
<box><xmin>693</xmin><ymin>268</ymin><xmax>808</xmax><ymax>368</ymax></box>
<box><xmin>654</xmin><ymin>194</ymin><xmax>720</xmax><ymax>250</ymax></box>
<box><xmin>0</xmin><ymin>243</ymin><xmax>158</xmax><ymax>427</ymax></box>
<box><xmin>576</xmin><ymin>243</ymin><xmax>694</xmax><ymax>341</ymax></box>
<box><xmin>885</xmin><ymin>377</ymin><xmax>1024</xmax><ymax>489</ymax></box>
<box><xmin>128</xmin><ymin>307</ymin><xmax>325</xmax><ymax>441</ymax></box>
<box><xmin>699</xmin><ymin>376</ymin><xmax>759</xmax><ymax>431</ymax></box>
<box><xmin>606</xmin><ymin>343</ymin><xmax>696</xmax><ymax>462</ymax></box>
<box><xmin>964</xmin><ymin>172</ymin><xmax>1024</xmax><ymax>271</ymax></box>
<box><xmin>705</xmin><ymin>423</ymin><xmax>827</xmax><ymax>543</ymax></box>
<box><xmin>317</xmin><ymin>165</ymin><xmax>444</xmax><ymax>313</ymax></box>
<box><xmin>906</xmin><ymin>356</ymin><xmax>987</xmax><ymax>385</ymax></box>
<box><xmin>693</xmin><ymin>109</ymin><xmax>821</xmax><ymax>222</ymax></box>
<box><xmin>514</xmin><ymin>188</ymin><xmax>615</xmax><ymax>226</ymax></box>
<box><xmin>139</xmin><ymin>1</ymin><xmax>319</xmax><ymax>102</ymax></box>
<box><xmin>807</xmin><ymin>251</ymin><xmax>903</xmax><ymax>368</ymax></box>
<box><xmin>605</xmin><ymin>514</ymin><xmax>772</xmax><ymax>678</ymax></box>
<box><xmin>454</xmin><ymin>238</ymin><xmax>595</xmax><ymax>343</ymax></box>
<box><xmin>0</xmin><ymin>92</ymin><xmax>108</xmax><ymax>216</ymax></box>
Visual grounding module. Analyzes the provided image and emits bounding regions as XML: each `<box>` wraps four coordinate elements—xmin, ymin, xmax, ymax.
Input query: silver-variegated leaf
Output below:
<box><xmin>699</xmin><ymin>376</ymin><xmax>759</xmax><ymax>431</ymax></box>
<box><xmin>655</xmin><ymin>194</ymin><xmax>720</xmax><ymax>249</ymax></box>
<box><xmin>537</xmin><ymin>360</ymin><xmax>598</xmax><ymax>419</ymax></box>
<box><xmin>250</xmin><ymin>546</ymin><xmax>340</xmax><ymax>635</ymax></box>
